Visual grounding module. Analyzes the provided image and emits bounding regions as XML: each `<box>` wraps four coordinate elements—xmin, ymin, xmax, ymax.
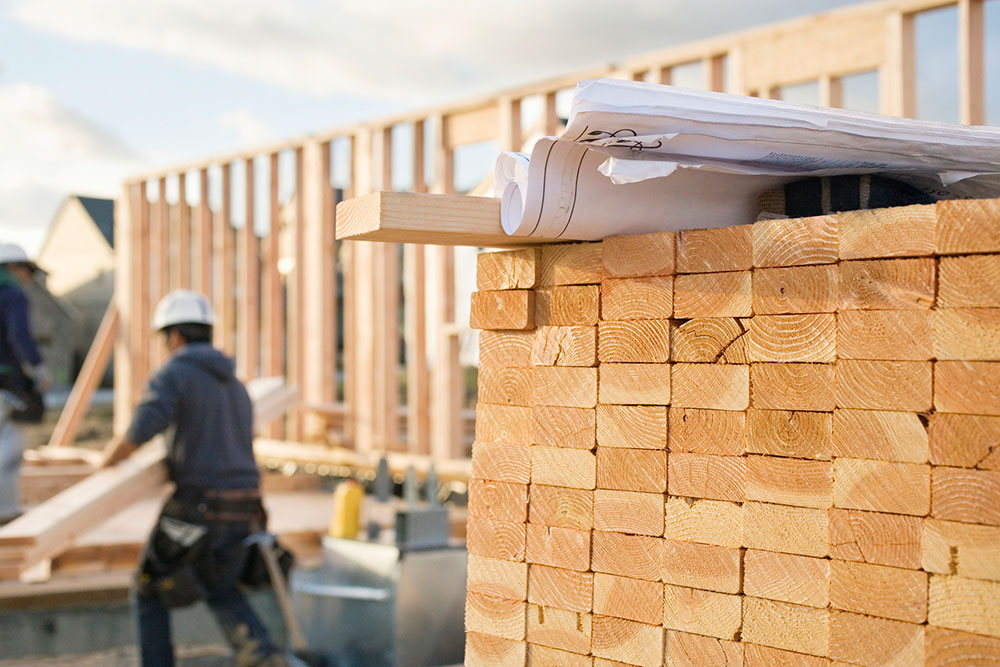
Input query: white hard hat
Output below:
<box><xmin>152</xmin><ymin>290</ymin><xmax>215</xmax><ymax>330</ymax></box>
<box><xmin>0</xmin><ymin>243</ymin><xmax>37</xmax><ymax>270</ymax></box>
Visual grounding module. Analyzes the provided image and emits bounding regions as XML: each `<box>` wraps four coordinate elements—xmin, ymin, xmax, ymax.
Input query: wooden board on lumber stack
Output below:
<box><xmin>0</xmin><ymin>377</ymin><xmax>299</xmax><ymax>580</ymax></box>
<box><xmin>457</xmin><ymin>195</ymin><xmax>1000</xmax><ymax>665</ymax></box>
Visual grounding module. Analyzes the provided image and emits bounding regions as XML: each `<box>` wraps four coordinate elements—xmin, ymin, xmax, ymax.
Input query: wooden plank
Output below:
<box><xmin>934</xmin><ymin>308</ymin><xmax>1000</xmax><ymax>360</ymax></box>
<box><xmin>837</xmin><ymin>310</ymin><xmax>933</xmax><ymax>360</ymax></box>
<box><xmin>662</xmin><ymin>584</ymin><xmax>741</xmax><ymax>641</ymax></box>
<box><xmin>467</xmin><ymin>554</ymin><xmax>528</xmax><ymax>601</ymax></box>
<box><xmin>597</xmin><ymin>405</ymin><xmax>667</xmax><ymax>450</ymax></box>
<box><xmin>828</xmin><ymin>508</ymin><xmax>921</xmax><ymax>569</ymax></box>
<box><xmin>599</xmin><ymin>364</ymin><xmax>671</xmax><ymax>405</ymax></box>
<box><xmin>596</xmin><ymin>448</ymin><xmax>667</xmax><ymax>494</ymax></box>
<box><xmin>833</xmin><ymin>458</ymin><xmax>930</xmax><ymax>516</ymax></box>
<box><xmin>598</xmin><ymin>320</ymin><xmax>671</xmax><ymax>363</ymax></box>
<box><xmin>677</xmin><ymin>225</ymin><xmax>752</xmax><ymax>273</ymax></box>
<box><xmin>445</xmin><ymin>103</ymin><xmax>500</xmax><ymax>148</ymax></box>
<box><xmin>536</xmin><ymin>285</ymin><xmax>600</xmax><ymax>326</ymax></box>
<box><xmin>829</xmin><ymin>560</ymin><xmax>927</xmax><ymax>622</ymax></box>
<box><xmin>472</xmin><ymin>440</ymin><xmax>530</xmax><ymax>484</ymax></box>
<box><xmin>591</xmin><ymin>531</ymin><xmax>664</xmax><ymax>581</ymax></box>
<box><xmin>532</xmin><ymin>406</ymin><xmax>595</xmax><ymax>450</ymax></box>
<box><xmin>662</xmin><ymin>540</ymin><xmax>741</xmax><ymax>593</ymax></box>
<box><xmin>476</xmin><ymin>404</ymin><xmax>532</xmax><ymax>446</ymax></box>
<box><xmin>531</xmin><ymin>326</ymin><xmax>597</xmax><ymax>367</ymax></box>
<box><xmin>539</xmin><ymin>243</ymin><xmax>603</xmax><ymax>286</ymax></box>
<box><xmin>0</xmin><ymin>441</ymin><xmax>168</xmax><ymax>568</ymax></box>
<box><xmin>468</xmin><ymin>479</ymin><xmax>528</xmax><ymax>523</ymax></box>
<box><xmin>530</xmin><ymin>446</ymin><xmax>596</xmax><ymax>490</ymax></box>
<box><xmin>752</xmin><ymin>214</ymin><xmax>838</xmax><ymax>268</ymax></box>
<box><xmin>663</xmin><ymin>497</ymin><xmax>743</xmax><ymax>549</ymax></box>
<box><xmin>214</xmin><ymin>163</ymin><xmax>235</xmax><ymax>356</ymax></box>
<box><xmin>465</xmin><ymin>631</ymin><xmax>525</xmax><ymax>667</ymax></box>
<box><xmin>239</xmin><ymin>158</ymin><xmax>260</xmax><ymax>382</ymax></box>
<box><xmin>404</xmin><ymin>244</ymin><xmax>430</xmax><ymax>454</ymax></box>
<box><xmin>670</xmin><ymin>318</ymin><xmax>748</xmax><ymax>363</ymax></box>
<box><xmin>465</xmin><ymin>591</ymin><xmax>526</xmax><ymax>640</ymax></box>
<box><xmin>602</xmin><ymin>232</ymin><xmax>676</xmax><ymax>278</ymax></box>
<box><xmin>836</xmin><ymin>360</ymin><xmax>932</xmax><ymax>411</ymax></box>
<box><xmin>935</xmin><ymin>361</ymin><xmax>1000</xmax><ymax>415</ymax></box>
<box><xmin>668</xmin><ymin>453</ymin><xmax>747</xmax><ymax>502</ymax></box>
<box><xmin>48</xmin><ymin>304</ymin><xmax>119</xmax><ymax>447</ymax></box>
<box><xmin>832</xmin><ymin>409</ymin><xmax>929</xmax><ymax>463</ymax></box>
<box><xmin>525</xmin><ymin>523</ymin><xmax>591</xmax><ymax>572</ymax></box>
<box><xmin>924</xmin><ymin>625</ymin><xmax>1000</xmax><ymax>665</ymax></box>
<box><xmin>593</xmin><ymin>572</ymin><xmax>663</xmax><ymax>625</ymax></box>
<box><xmin>829</xmin><ymin>611</ymin><xmax>924</xmax><ymax>666</ymax></box>
<box><xmin>261</xmin><ymin>155</ymin><xmax>283</xmax><ymax>440</ymax></box>
<box><xmin>478</xmin><ymin>366</ymin><xmax>533</xmax><ymax>407</ymax></box>
<box><xmin>744</xmin><ymin>550</ymin><xmax>829</xmax><ymax>608</ymax></box>
<box><xmin>112</xmin><ymin>185</ymin><xmax>135</xmax><ymax>436</ymax></box>
<box><xmin>838</xmin><ymin>204</ymin><xmax>936</xmax><ymax>259</ymax></box>
<box><xmin>673</xmin><ymin>271</ymin><xmax>752</xmax><ymax>318</ymax></box>
<box><xmin>742</xmin><ymin>598</ymin><xmax>830</xmax><ymax>658</ymax></box>
<box><xmin>671</xmin><ymin>364</ymin><xmax>749</xmax><ymax>411</ymax></box>
<box><xmin>929</xmin><ymin>413</ymin><xmax>1000</xmax><ymax>469</ymax></box>
<box><xmin>747</xmin><ymin>409</ymin><xmax>831</xmax><ymax>460</ymax></box>
<box><xmin>743</xmin><ymin>643</ymin><xmax>829</xmax><ymax>667</ymax></box>
<box><xmin>743</xmin><ymin>501</ymin><xmax>829</xmax><ymax>557</ymax></box>
<box><xmin>750</xmin><ymin>363</ymin><xmax>835</xmax><ymax>411</ymax></box>
<box><xmin>177</xmin><ymin>174</ymin><xmax>191</xmax><ymax>288</ymax></box>
<box><xmin>938</xmin><ymin>255</ymin><xmax>1000</xmax><ymax>308</ymax></box>
<box><xmin>470</xmin><ymin>290</ymin><xmax>535</xmax><ymax>330</ymax></box>
<box><xmin>936</xmin><ymin>198</ymin><xmax>1000</xmax><ymax>255</ymax></box>
<box><xmin>528</xmin><ymin>485</ymin><xmax>592</xmax><ymax>531</ymax></box>
<box><xmin>480</xmin><ymin>331</ymin><xmax>533</xmax><ymax>368</ymax></box>
<box><xmin>526</xmin><ymin>644</ymin><xmax>592</xmax><ymax>667</ymax></box>
<box><xmin>466</xmin><ymin>516</ymin><xmax>526</xmax><ymax>562</ymax></box>
<box><xmin>591</xmin><ymin>615</ymin><xmax>664</xmax><ymax>667</ymax></box>
<box><xmin>336</xmin><ymin>191</ymin><xmax>539</xmax><ymax>247</ymax></box>
<box><xmin>838</xmin><ymin>258</ymin><xmax>935</xmax><ymax>310</ymax></box>
<box><xmin>932</xmin><ymin>466</ymin><xmax>1000</xmax><ymax>526</ymax></box>
<box><xmin>533</xmin><ymin>367</ymin><xmax>597</xmax><ymax>408</ymax></box>
<box><xmin>748</xmin><ymin>314</ymin><xmax>836</xmax><ymax>363</ymax></box>
<box><xmin>593</xmin><ymin>490</ymin><xmax>664</xmax><ymax>537</ymax></box>
<box><xmin>883</xmin><ymin>8</ymin><xmax>916</xmax><ymax>118</ymax></box>
<box><xmin>477</xmin><ymin>248</ymin><xmax>539</xmax><ymax>291</ymax></box>
<box><xmin>746</xmin><ymin>456</ymin><xmax>833</xmax><ymax>509</ymax></box>
<box><xmin>753</xmin><ymin>265</ymin><xmax>838</xmax><ymax>314</ymax></box>
<box><xmin>923</xmin><ymin>518</ymin><xmax>1000</xmax><ymax>581</ymax></box>
<box><xmin>928</xmin><ymin>575</ymin><xmax>1000</xmax><ymax>638</ymax></box>
<box><xmin>601</xmin><ymin>276</ymin><xmax>672</xmax><ymax>321</ymax></box>
<box><xmin>528</xmin><ymin>564</ymin><xmax>593</xmax><ymax>613</ymax></box>
<box><xmin>527</xmin><ymin>604</ymin><xmax>592</xmax><ymax>655</ymax></box>
<box><xmin>669</xmin><ymin>408</ymin><xmax>746</xmax><ymax>456</ymax></box>
<box><xmin>959</xmin><ymin>0</ymin><xmax>983</xmax><ymax>123</ymax></box>
<box><xmin>665</xmin><ymin>631</ymin><xmax>743</xmax><ymax>667</ymax></box>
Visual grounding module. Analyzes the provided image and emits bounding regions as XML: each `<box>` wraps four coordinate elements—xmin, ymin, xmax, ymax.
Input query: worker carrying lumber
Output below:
<box><xmin>0</xmin><ymin>243</ymin><xmax>49</xmax><ymax>526</ymax></box>
<box><xmin>100</xmin><ymin>290</ymin><xmax>287</xmax><ymax>667</ymax></box>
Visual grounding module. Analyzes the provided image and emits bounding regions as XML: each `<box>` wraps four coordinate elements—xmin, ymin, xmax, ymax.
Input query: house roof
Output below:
<box><xmin>75</xmin><ymin>196</ymin><xmax>114</xmax><ymax>247</ymax></box>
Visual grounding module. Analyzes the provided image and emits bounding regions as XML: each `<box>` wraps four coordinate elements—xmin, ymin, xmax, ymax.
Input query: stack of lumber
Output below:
<box><xmin>465</xmin><ymin>198</ymin><xmax>1000</xmax><ymax>666</ymax></box>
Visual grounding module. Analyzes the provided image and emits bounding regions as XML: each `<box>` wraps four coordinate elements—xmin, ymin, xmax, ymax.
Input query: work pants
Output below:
<box><xmin>0</xmin><ymin>405</ymin><xmax>23</xmax><ymax>521</ymax></box>
<box><xmin>135</xmin><ymin>498</ymin><xmax>285</xmax><ymax>667</ymax></box>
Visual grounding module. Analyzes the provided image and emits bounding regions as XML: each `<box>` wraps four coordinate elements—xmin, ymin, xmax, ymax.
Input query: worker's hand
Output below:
<box><xmin>98</xmin><ymin>435</ymin><xmax>136</xmax><ymax>468</ymax></box>
<box><xmin>28</xmin><ymin>364</ymin><xmax>52</xmax><ymax>393</ymax></box>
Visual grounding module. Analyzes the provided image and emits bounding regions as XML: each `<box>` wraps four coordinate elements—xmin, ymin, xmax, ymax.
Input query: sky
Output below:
<box><xmin>1</xmin><ymin>0</ymin><xmax>997</xmax><ymax>254</ymax></box>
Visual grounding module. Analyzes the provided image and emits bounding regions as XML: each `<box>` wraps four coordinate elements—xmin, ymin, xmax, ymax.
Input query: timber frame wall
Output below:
<box><xmin>112</xmin><ymin>0</ymin><xmax>992</xmax><ymax>459</ymax></box>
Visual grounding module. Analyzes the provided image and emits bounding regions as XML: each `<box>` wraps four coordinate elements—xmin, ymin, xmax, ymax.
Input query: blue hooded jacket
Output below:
<box><xmin>0</xmin><ymin>279</ymin><xmax>43</xmax><ymax>376</ymax></box>
<box><xmin>126</xmin><ymin>342</ymin><xmax>259</xmax><ymax>490</ymax></box>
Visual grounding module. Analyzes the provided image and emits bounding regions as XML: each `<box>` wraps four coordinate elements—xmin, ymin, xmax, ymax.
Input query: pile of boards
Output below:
<box><xmin>464</xmin><ymin>198</ymin><xmax>1000</xmax><ymax>666</ymax></box>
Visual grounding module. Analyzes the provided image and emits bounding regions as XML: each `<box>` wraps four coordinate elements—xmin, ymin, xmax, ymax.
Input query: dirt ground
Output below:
<box><xmin>23</xmin><ymin>402</ymin><xmax>115</xmax><ymax>452</ymax></box>
<box><xmin>0</xmin><ymin>644</ymin><xmax>232</xmax><ymax>666</ymax></box>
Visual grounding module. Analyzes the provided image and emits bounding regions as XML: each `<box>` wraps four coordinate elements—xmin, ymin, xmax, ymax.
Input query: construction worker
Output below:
<box><xmin>0</xmin><ymin>243</ymin><xmax>49</xmax><ymax>525</ymax></box>
<box><xmin>100</xmin><ymin>290</ymin><xmax>286</xmax><ymax>667</ymax></box>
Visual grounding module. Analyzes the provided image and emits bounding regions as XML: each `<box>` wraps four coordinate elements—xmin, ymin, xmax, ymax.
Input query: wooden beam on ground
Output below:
<box><xmin>336</xmin><ymin>191</ymin><xmax>547</xmax><ymax>247</ymax></box>
<box><xmin>48</xmin><ymin>303</ymin><xmax>119</xmax><ymax>447</ymax></box>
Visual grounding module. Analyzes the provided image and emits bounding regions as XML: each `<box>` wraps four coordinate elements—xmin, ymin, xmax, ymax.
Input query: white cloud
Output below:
<box><xmin>0</xmin><ymin>82</ymin><xmax>142</xmax><ymax>253</ymax></box>
<box><xmin>8</xmin><ymin>0</ymin><xmax>864</xmax><ymax>102</ymax></box>
<box><xmin>219</xmin><ymin>109</ymin><xmax>275</xmax><ymax>146</ymax></box>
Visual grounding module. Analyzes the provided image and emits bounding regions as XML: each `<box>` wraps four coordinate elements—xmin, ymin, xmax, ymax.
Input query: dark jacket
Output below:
<box><xmin>126</xmin><ymin>343</ymin><xmax>259</xmax><ymax>490</ymax></box>
<box><xmin>0</xmin><ymin>282</ymin><xmax>42</xmax><ymax>376</ymax></box>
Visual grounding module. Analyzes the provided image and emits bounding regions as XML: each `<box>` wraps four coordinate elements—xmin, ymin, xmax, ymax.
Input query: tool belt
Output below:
<box><xmin>137</xmin><ymin>487</ymin><xmax>265</xmax><ymax>608</ymax></box>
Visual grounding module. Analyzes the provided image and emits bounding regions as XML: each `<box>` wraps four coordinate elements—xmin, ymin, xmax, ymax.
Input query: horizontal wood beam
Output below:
<box><xmin>336</xmin><ymin>191</ymin><xmax>551</xmax><ymax>247</ymax></box>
